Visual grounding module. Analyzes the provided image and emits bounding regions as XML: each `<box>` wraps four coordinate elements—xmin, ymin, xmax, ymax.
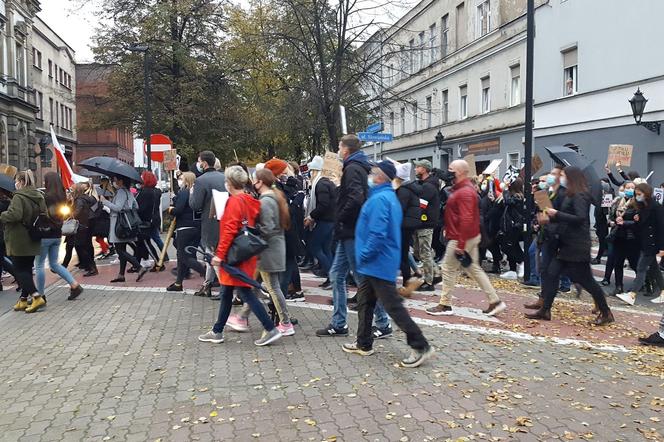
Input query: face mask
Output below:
<box><xmin>415</xmin><ymin>173</ymin><xmax>423</xmax><ymax>181</ymax></box>
<box><xmin>546</xmin><ymin>175</ymin><xmax>556</xmax><ymax>186</ymax></box>
<box><xmin>624</xmin><ymin>189</ymin><xmax>634</xmax><ymax>198</ymax></box>
<box><xmin>367</xmin><ymin>176</ymin><xmax>376</xmax><ymax>188</ymax></box>
<box><xmin>560</xmin><ymin>177</ymin><xmax>567</xmax><ymax>188</ymax></box>
<box><xmin>135</xmin><ymin>184</ymin><xmax>142</xmax><ymax>189</ymax></box>
<box><xmin>618</xmin><ymin>191</ymin><xmax>625</xmax><ymax>198</ymax></box>
<box><xmin>441</xmin><ymin>170</ymin><xmax>456</xmax><ymax>183</ymax></box>
<box><xmin>538</xmin><ymin>182</ymin><xmax>548</xmax><ymax>190</ymax></box>
<box><xmin>480</xmin><ymin>183</ymin><xmax>487</xmax><ymax>192</ymax></box>
<box><xmin>196</xmin><ymin>162</ymin><xmax>204</xmax><ymax>173</ymax></box>
<box><xmin>636</xmin><ymin>195</ymin><xmax>645</xmax><ymax>203</ymax></box>
<box><xmin>278</xmin><ymin>175</ymin><xmax>288</xmax><ymax>184</ymax></box>
<box><xmin>112</xmin><ymin>182</ymin><xmax>120</xmax><ymax>189</ymax></box>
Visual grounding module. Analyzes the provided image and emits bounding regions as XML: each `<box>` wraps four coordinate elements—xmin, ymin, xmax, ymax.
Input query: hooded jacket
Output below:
<box><xmin>416</xmin><ymin>174</ymin><xmax>441</xmax><ymax>229</ymax></box>
<box><xmin>215</xmin><ymin>193</ymin><xmax>261</xmax><ymax>287</ymax></box>
<box><xmin>355</xmin><ymin>183</ymin><xmax>402</xmax><ymax>282</ymax></box>
<box><xmin>396</xmin><ymin>180</ymin><xmax>422</xmax><ymax>230</ymax></box>
<box><xmin>0</xmin><ymin>187</ymin><xmax>46</xmax><ymax>256</ymax></box>
<box><xmin>279</xmin><ymin>177</ymin><xmax>305</xmax><ymax>258</ymax></box>
<box><xmin>335</xmin><ymin>150</ymin><xmax>371</xmax><ymax>240</ymax></box>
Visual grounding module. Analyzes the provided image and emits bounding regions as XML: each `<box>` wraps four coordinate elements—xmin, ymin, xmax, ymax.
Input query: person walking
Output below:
<box><xmin>603</xmin><ymin>182</ymin><xmax>639</xmax><ymax>294</ymax></box>
<box><xmin>342</xmin><ymin>161</ymin><xmax>434</xmax><ymax>368</ymax></box>
<box><xmin>166</xmin><ymin>172</ymin><xmax>206</xmax><ymax>291</ymax></box>
<box><xmin>226</xmin><ymin>169</ymin><xmax>295</xmax><ymax>336</ymax></box>
<box><xmin>426</xmin><ymin>160</ymin><xmax>506</xmax><ymax>317</ymax></box>
<box><xmin>498</xmin><ymin>178</ymin><xmax>526</xmax><ymax>280</ymax></box>
<box><xmin>103</xmin><ymin>176</ymin><xmax>147</xmax><ymax>283</ymax></box>
<box><xmin>592</xmin><ymin>178</ymin><xmax>613</xmax><ymax>264</ymax></box>
<box><xmin>69</xmin><ymin>182</ymin><xmax>98</xmax><ymax>276</ymax></box>
<box><xmin>135</xmin><ymin>171</ymin><xmax>163</xmax><ymax>267</ymax></box>
<box><xmin>1</xmin><ymin>171</ymin><xmax>48</xmax><ymax>313</ymax></box>
<box><xmin>303</xmin><ymin>155</ymin><xmax>336</xmax><ymax>289</ymax></box>
<box><xmin>189</xmin><ymin>151</ymin><xmax>225</xmax><ymax>297</ymax></box>
<box><xmin>412</xmin><ymin>159</ymin><xmax>441</xmax><ymax>291</ymax></box>
<box><xmin>525</xmin><ymin>166</ymin><xmax>614</xmax><ymax>324</ymax></box>
<box><xmin>198</xmin><ymin>166</ymin><xmax>282</xmax><ymax>346</ymax></box>
<box><xmin>315</xmin><ymin>134</ymin><xmax>391</xmax><ymax>338</ymax></box>
<box><xmin>94</xmin><ymin>177</ymin><xmax>114</xmax><ymax>258</ymax></box>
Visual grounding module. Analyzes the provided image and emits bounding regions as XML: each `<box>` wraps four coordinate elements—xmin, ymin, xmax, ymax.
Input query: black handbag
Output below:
<box><xmin>116</xmin><ymin>209</ymin><xmax>141</xmax><ymax>240</ymax></box>
<box><xmin>226</xmin><ymin>199</ymin><xmax>267</xmax><ymax>266</ymax></box>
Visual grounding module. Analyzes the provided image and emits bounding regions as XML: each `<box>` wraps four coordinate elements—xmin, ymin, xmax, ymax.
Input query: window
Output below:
<box><xmin>32</xmin><ymin>48</ymin><xmax>42</xmax><ymax>69</ymax></box>
<box><xmin>563</xmin><ymin>48</ymin><xmax>578</xmax><ymax>96</ymax></box>
<box><xmin>15</xmin><ymin>42</ymin><xmax>25</xmax><ymax>86</ymax></box>
<box><xmin>49</xmin><ymin>98</ymin><xmax>54</xmax><ymax>124</ymax></box>
<box><xmin>59</xmin><ymin>68</ymin><xmax>63</xmax><ymax>84</ymax></box>
<box><xmin>456</xmin><ymin>3</ymin><xmax>466</xmax><ymax>49</ymax></box>
<box><xmin>441</xmin><ymin>90</ymin><xmax>449</xmax><ymax>123</ymax></box>
<box><xmin>412</xmin><ymin>102</ymin><xmax>418</xmax><ymax>131</ymax></box>
<box><xmin>48</xmin><ymin>59</ymin><xmax>52</xmax><ymax>78</ymax></box>
<box><xmin>36</xmin><ymin>91</ymin><xmax>43</xmax><ymax>120</ymax></box>
<box><xmin>418</xmin><ymin>31</ymin><xmax>426</xmax><ymax>70</ymax></box>
<box><xmin>400</xmin><ymin>107</ymin><xmax>406</xmax><ymax>134</ymax></box>
<box><xmin>400</xmin><ymin>45</ymin><xmax>407</xmax><ymax>80</ymax></box>
<box><xmin>389</xmin><ymin>63</ymin><xmax>394</xmax><ymax>85</ymax></box>
<box><xmin>429</xmin><ymin>23</ymin><xmax>437</xmax><ymax>62</ymax></box>
<box><xmin>441</xmin><ymin>15</ymin><xmax>449</xmax><ymax>57</ymax></box>
<box><xmin>426</xmin><ymin>96</ymin><xmax>432</xmax><ymax>128</ymax></box>
<box><xmin>508</xmin><ymin>152</ymin><xmax>520</xmax><ymax>169</ymax></box>
<box><xmin>459</xmin><ymin>85</ymin><xmax>468</xmax><ymax>119</ymax></box>
<box><xmin>477</xmin><ymin>0</ymin><xmax>491</xmax><ymax>37</ymax></box>
<box><xmin>481</xmin><ymin>76</ymin><xmax>490</xmax><ymax>113</ymax></box>
<box><xmin>408</xmin><ymin>39</ymin><xmax>415</xmax><ymax>73</ymax></box>
<box><xmin>510</xmin><ymin>65</ymin><xmax>521</xmax><ymax>106</ymax></box>
<box><xmin>55</xmin><ymin>100</ymin><xmax>59</xmax><ymax>126</ymax></box>
<box><xmin>389</xmin><ymin>112</ymin><xmax>395</xmax><ymax>133</ymax></box>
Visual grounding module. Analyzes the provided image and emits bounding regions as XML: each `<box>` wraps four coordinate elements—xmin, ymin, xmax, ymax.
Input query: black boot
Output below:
<box><xmin>194</xmin><ymin>282</ymin><xmax>211</xmax><ymax>297</ymax></box>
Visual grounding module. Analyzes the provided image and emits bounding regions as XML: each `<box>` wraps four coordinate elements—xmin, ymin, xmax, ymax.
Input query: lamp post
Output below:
<box><xmin>128</xmin><ymin>43</ymin><xmax>152</xmax><ymax>169</ymax></box>
<box><xmin>435</xmin><ymin>129</ymin><xmax>451</xmax><ymax>167</ymax></box>
<box><xmin>629</xmin><ymin>88</ymin><xmax>661</xmax><ymax>135</ymax></box>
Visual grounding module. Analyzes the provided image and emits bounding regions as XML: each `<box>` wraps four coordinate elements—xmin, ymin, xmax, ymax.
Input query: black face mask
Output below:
<box><xmin>441</xmin><ymin>170</ymin><xmax>456</xmax><ymax>183</ymax></box>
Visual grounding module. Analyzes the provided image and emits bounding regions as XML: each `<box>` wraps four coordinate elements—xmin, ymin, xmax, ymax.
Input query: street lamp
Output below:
<box><xmin>629</xmin><ymin>88</ymin><xmax>661</xmax><ymax>135</ymax></box>
<box><xmin>128</xmin><ymin>43</ymin><xmax>153</xmax><ymax>168</ymax></box>
<box><xmin>435</xmin><ymin>129</ymin><xmax>452</xmax><ymax>165</ymax></box>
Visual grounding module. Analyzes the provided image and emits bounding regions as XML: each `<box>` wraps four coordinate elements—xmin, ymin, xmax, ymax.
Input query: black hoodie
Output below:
<box><xmin>335</xmin><ymin>150</ymin><xmax>371</xmax><ymax>240</ymax></box>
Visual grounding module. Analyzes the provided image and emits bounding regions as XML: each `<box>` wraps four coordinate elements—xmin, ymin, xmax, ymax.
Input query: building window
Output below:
<box><xmin>429</xmin><ymin>23</ymin><xmax>437</xmax><ymax>63</ymax></box>
<box><xmin>15</xmin><ymin>42</ymin><xmax>25</xmax><ymax>86</ymax></box>
<box><xmin>510</xmin><ymin>64</ymin><xmax>521</xmax><ymax>106</ymax></box>
<box><xmin>412</xmin><ymin>102</ymin><xmax>418</xmax><ymax>131</ymax></box>
<box><xmin>36</xmin><ymin>91</ymin><xmax>43</xmax><ymax>120</ymax></box>
<box><xmin>441</xmin><ymin>89</ymin><xmax>449</xmax><ymax>123</ymax></box>
<box><xmin>32</xmin><ymin>48</ymin><xmax>42</xmax><ymax>69</ymax></box>
<box><xmin>48</xmin><ymin>59</ymin><xmax>52</xmax><ymax>78</ymax></box>
<box><xmin>477</xmin><ymin>0</ymin><xmax>491</xmax><ymax>37</ymax></box>
<box><xmin>563</xmin><ymin>48</ymin><xmax>578</xmax><ymax>96</ymax></box>
<box><xmin>481</xmin><ymin>76</ymin><xmax>490</xmax><ymax>113</ymax></box>
<box><xmin>408</xmin><ymin>39</ymin><xmax>415</xmax><ymax>74</ymax></box>
<box><xmin>425</xmin><ymin>96</ymin><xmax>432</xmax><ymax>128</ymax></box>
<box><xmin>389</xmin><ymin>63</ymin><xmax>394</xmax><ymax>85</ymax></box>
<box><xmin>389</xmin><ymin>111</ymin><xmax>395</xmax><ymax>134</ymax></box>
<box><xmin>418</xmin><ymin>31</ymin><xmax>426</xmax><ymax>70</ymax></box>
<box><xmin>459</xmin><ymin>85</ymin><xmax>468</xmax><ymax>119</ymax></box>
<box><xmin>456</xmin><ymin>2</ymin><xmax>466</xmax><ymax>49</ymax></box>
<box><xmin>400</xmin><ymin>45</ymin><xmax>407</xmax><ymax>80</ymax></box>
<box><xmin>508</xmin><ymin>152</ymin><xmax>520</xmax><ymax>169</ymax></box>
<box><xmin>441</xmin><ymin>14</ymin><xmax>449</xmax><ymax>58</ymax></box>
<box><xmin>400</xmin><ymin>107</ymin><xmax>406</xmax><ymax>135</ymax></box>
<box><xmin>49</xmin><ymin>98</ymin><xmax>54</xmax><ymax>124</ymax></box>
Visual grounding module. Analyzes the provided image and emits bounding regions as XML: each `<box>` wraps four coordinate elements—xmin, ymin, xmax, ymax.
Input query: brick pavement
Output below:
<box><xmin>0</xmin><ymin>282</ymin><xmax>663</xmax><ymax>442</ymax></box>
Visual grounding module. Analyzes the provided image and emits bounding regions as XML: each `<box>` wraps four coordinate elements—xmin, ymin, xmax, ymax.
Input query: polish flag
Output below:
<box><xmin>419</xmin><ymin>198</ymin><xmax>429</xmax><ymax>210</ymax></box>
<box><xmin>50</xmin><ymin>125</ymin><xmax>88</xmax><ymax>189</ymax></box>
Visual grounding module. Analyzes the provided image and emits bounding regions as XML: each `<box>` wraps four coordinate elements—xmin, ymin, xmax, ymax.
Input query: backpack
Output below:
<box><xmin>114</xmin><ymin>189</ymin><xmax>141</xmax><ymax>240</ymax></box>
<box><xmin>16</xmin><ymin>193</ymin><xmax>59</xmax><ymax>241</ymax></box>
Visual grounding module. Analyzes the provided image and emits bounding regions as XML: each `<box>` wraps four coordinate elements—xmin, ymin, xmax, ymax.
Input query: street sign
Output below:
<box><xmin>144</xmin><ymin>134</ymin><xmax>173</xmax><ymax>162</ymax></box>
<box><xmin>366</xmin><ymin>122</ymin><xmax>383</xmax><ymax>133</ymax></box>
<box><xmin>358</xmin><ymin>132</ymin><xmax>393</xmax><ymax>142</ymax></box>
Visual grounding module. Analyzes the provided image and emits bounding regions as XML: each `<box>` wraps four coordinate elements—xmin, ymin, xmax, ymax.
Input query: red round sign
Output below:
<box><xmin>144</xmin><ymin>134</ymin><xmax>173</xmax><ymax>162</ymax></box>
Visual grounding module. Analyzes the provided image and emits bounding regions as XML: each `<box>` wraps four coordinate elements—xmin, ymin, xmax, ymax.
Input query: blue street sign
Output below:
<box><xmin>366</xmin><ymin>122</ymin><xmax>383</xmax><ymax>133</ymax></box>
<box><xmin>358</xmin><ymin>132</ymin><xmax>393</xmax><ymax>142</ymax></box>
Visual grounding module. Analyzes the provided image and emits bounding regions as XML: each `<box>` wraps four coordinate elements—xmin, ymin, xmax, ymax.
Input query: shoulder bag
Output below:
<box><xmin>226</xmin><ymin>197</ymin><xmax>268</xmax><ymax>266</ymax></box>
<box><xmin>115</xmin><ymin>190</ymin><xmax>141</xmax><ymax>240</ymax></box>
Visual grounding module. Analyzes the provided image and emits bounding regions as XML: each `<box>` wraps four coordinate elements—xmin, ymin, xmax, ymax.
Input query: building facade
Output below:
<box><xmin>361</xmin><ymin>0</ymin><xmax>535</xmax><ymax>175</ymax></box>
<box><xmin>0</xmin><ymin>0</ymin><xmax>41</xmax><ymax>171</ymax></box>
<box><xmin>75</xmin><ymin>63</ymin><xmax>134</xmax><ymax>166</ymax></box>
<box><xmin>32</xmin><ymin>15</ymin><xmax>76</xmax><ymax>179</ymax></box>
<box><xmin>533</xmin><ymin>0</ymin><xmax>664</xmax><ymax>184</ymax></box>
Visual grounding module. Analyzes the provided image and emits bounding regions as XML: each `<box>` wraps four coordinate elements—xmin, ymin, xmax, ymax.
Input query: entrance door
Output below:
<box><xmin>648</xmin><ymin>152</ymin><xmax>664</xmax><ymax>186</ymax></box>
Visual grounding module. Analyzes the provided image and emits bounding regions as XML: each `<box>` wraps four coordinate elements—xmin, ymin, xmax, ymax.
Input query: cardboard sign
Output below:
<box><xmin>601</xmin><ymin>194</ymin><xmax>614</xmax><ymax>208</ymax></box>
<box><xmin>607</xmin><ymin>144</ymin><xmax>633</xmax><ymax>167</ymax></box>
<box><xmin>534</xmin><ymin>190</ymin><xmax>553</xmax><ymax>210</ymax></box>
<box><xmin>481</xmin><ymin>159</ymin><xmax>503</xmax><ymax>176</ymax></box>
<box><xmin>463</xmin><ymin>154</ymin><xmax>477</xmax><ymax>177</ymax></box>
<box><xmin>162</xmin><ymin>150</ymin><xmax>178</xmax><ymax>171</ymax></box>
<box><xmin>531</xmin><ymin>154</ymin><xmax>543</xmax><ymax>174</ymax></box>
<box><xmin>654</xmin><ymin>188</ymin><xmax>664</xmax><ymax>205</ymax></box>
<box><xmin>322</xmin><ymin>151</ymin><xmax>343</xmax><ymax>183</ymax></box>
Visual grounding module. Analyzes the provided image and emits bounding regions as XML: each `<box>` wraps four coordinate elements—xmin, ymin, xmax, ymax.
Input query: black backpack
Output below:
<box><xmin>16</xmin><ymin>194</ymin><xmax>59</xmax><ymax>241</ymax></box>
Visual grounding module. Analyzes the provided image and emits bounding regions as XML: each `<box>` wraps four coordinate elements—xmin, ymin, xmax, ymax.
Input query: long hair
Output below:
<box><xmin>71</xmin><ymin>182</ymin><xmax>88</xmax><ymax>200</ymax></box>
<box><xmin>43</xmin><ymin>172</ymin><xmax>66</xmax><ymax>204</ymax></box>
<box><xmin>15</xmin><ymin>170</ymin><xmax>36</xmax><ymax>188</ymax></box>
<box><xmin>563</xmin><ymin>166</ymin><xmax>588</xmax><ymax>197</ymax></box>
<box><xmin>180</xmin><ymin>171</ymin><xmax>196</xmax><ymax>190</ymax></box>
<box><xmin>635</xmin><ymin>183</ymin><xmax>653</xmax><ymax>208</ymax></box>
<box><xmin>508</xmin><ymin>178</ymin><xmax>524</xmax><ymax>196</ymax></box>
<box><xmin>256</xmin><ymin>168</ymin><xmax>291</xmax><ymax>230</ymax></box>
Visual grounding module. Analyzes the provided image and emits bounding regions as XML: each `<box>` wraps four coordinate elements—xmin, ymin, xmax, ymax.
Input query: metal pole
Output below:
<box><xmin>144</xmin><ymin>51</ymin><xmax>152</xmax><ymax>170</ymax></box>
<box><xmin>523</xmin><ymin>0</ymin><xmax>535</xmax><ymax>280</ymax></box>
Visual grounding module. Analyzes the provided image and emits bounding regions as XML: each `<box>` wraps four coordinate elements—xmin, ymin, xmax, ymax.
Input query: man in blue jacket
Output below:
<box><xmin>342</xmin><ymin>161</ymin><xmax>434</xmax><ymax>368</ymax></box>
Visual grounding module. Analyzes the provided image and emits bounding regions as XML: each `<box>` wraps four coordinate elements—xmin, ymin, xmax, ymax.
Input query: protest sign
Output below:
<box><xmin>607</xmin><ymin>144</ymin><xmax>633</xmax><ymax>167</ymax></box>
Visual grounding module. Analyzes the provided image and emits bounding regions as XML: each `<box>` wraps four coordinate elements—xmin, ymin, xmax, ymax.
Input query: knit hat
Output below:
<box><xmin>264</xmin><ymin>158</ymin><xmax>288</xmax><ymax>176</ymax></box>
<box><xmin>308</xmin><ymin>155</ymin><xmax>324</xmax><ymax>171</ymax></box>
<box><xmin>375</xmin><ymin>160</ymin><xmax>397</xmax><ymax>181</ymax></box>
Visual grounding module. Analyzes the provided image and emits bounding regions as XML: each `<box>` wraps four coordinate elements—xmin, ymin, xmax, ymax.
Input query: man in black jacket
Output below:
<box><xmin>413</xmin><ymin>160</ymin><xmax>441</xmax><ymax>291</ymax></box>
<box><xmin>316</xmin><ymin>134</ymin><xmax>391</xmax><ymax>338</ymax></box>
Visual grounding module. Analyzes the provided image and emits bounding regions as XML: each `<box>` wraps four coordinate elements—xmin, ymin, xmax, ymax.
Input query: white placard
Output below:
<box><xmin>601</xmin><ymin>194</ymin><xmax>614</xmax><ymax>208</ymax></box>
<box><xmin>212</xmin><ymin>190</ymin><xmax>229</xmax><ymax>220</ymax></box>
<box><xmin>482</xmin><ymin>159</ymin><xmax>503</xmax><ymax>176</ymax></box>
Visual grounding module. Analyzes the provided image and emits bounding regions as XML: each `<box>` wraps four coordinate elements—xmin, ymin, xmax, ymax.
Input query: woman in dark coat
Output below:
<box><xmin>70</xmin><ymin>182</ymin><xmax>98</xmax><ymax>276</ymax></box>
<box><xmin>135</xmin><ymin>171</ymin><xmax>163</xmax><ymax>267</ymax></box>
<box><xmin>526</xmin><ymin>166</ymin><xmax>613</xmax><ymax>325</ymax></box>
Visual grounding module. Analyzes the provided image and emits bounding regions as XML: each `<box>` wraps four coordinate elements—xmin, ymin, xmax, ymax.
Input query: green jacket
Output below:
<box><xmin>0</xmin><ymin>187</ymin><xmax>46</xmax><ymax>257</ymax></box>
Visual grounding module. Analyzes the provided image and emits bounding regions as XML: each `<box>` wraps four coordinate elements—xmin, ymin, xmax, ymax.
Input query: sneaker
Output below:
<box><xmin>25</xmin><ymin>296</ymin><xmax>46</xmax><ymax>313</ymax></box>
<box><xmin>425</xmin><ymin>304</ymin><xmax>453</xmax><ymax>316</ymax></box>
<box><xmin>285</xmin><ymin>292</ymin><xmax>305</xmax><ymax>302</ymax></box>
<box><xmin>341</xmin><ymin>342</ymin><xmax>375</xmax><ymax>356</ymax></box>
<box><xmin>68</xmin><ymin>285</ymin><xmax>83</xmax><ymax>300</ymax></box>
<box><xmin>13</xmin><ymin>299</ymin><xmax>28</xmax><ymax>311</ymax></box>
<box><xmin>432</xmin><ymin>276</ymin><xmax>442</xmax><ymax>285</ymax></box>
<box><xmin>517</xmin><ymin>264</ymin><xmax>524</xmax><ymax>279</ymax></box>
<box><xmin>638</xmin><ymin>332</ymin><xmax>664</xmax><ymax>347</ymax></box>
<box><xmin>401</xmin><ymin>346</ymin><xmax>435</xmax><ymax>368</ymax></box>
<box><xmin>600</xmin><ymin>279</ymin><xmax>611</xmax><ymax>287</ymax></box>
<box><xmin>198</xmin><ymin>330</ymin><xmax>224</xmax><ymax>344</ymax></box>
<box><xmin>418</xmin><ymin>283</ymin><xmax>436</xmax><ymax>292</ymax></box>
<box><xmin>277</xmin><ymin>322</ymin><xmax>295</xmax><ymax>336</ymax></box>
<box><xmin>483</xmin><ymin>301</ymin><xmax>507</xmax><ymax>316</ymax></box>
<box><xmin>616</xmin><ymin>292</ymin><xmax>637</xmax><ymax>306</ymax></box>
<box><xmin>520</xmin><ymin>280</ymin><xmax>540</xmax><ymax>289</ymax></box>
<box><xmin>232</xmin><ymin>296</ymin><xmax>243</xmax><ymax>306</ymax></box>
<box><xmin>318</xmin><ymin>278</ymin><xmax>330</xmax><ymax>288</ymax></box>
<box><xmin>347</xmin><ymin>295</ymin><xmax>358</xmax><ymax>304</ymax></box>
<box><xmin>559</xmin><ymin>286</ymin><xmax>571</xmax><ymax>293</ymax></box>
<box><xmin>372</xmin><ymin>325</ymin><xmax>393</xmax><ymax>339</ymax></box>
<box><xmin>226</xmin><ymin>314</ymin><xmax>249</xmax><ymax>332</ymax></box>
<box><xmin>500</xmin><ymin>271</ymin><xmax>518</xmax><ymax>280</ymax></box>
<box><xmin>315</xmin><ymin>324</ymin><xmax>349</xmax><ymax>337</ymax></box>
<box><xmin>166</xmin><ymin>283</ymin><xmax>183</xmax><ymax>292</ymax></box>
<box><xmin>651</xmin><ymin>292</ymin><xmax>664</xmax><ymax>304</ymax></box>
<box><xmin>254</xmin><ymin>328</ymin><xmax>282</xmax><ymax>346</ymax></box>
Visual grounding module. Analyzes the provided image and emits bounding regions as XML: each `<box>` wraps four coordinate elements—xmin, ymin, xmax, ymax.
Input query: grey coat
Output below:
<box><xmin>189</xmin><ymin>169</ymin><xmax>226</xmax><ymax>249</ymax></box>
<box><xmin>103</xmin><ymin>188</ymin><xmax>138</xmax><ymax>243</ymax></box>
<box><xmin>256</xmin><ymin>193</ymin><xmax>286</xmax><ymax>273</ymax></box>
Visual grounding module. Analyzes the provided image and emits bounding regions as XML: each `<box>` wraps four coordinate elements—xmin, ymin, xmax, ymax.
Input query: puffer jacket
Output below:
<box><xmin>396</xmin><ymin>181</ymin><xmax>422</xmax><ymax>230</ymax></box>
<box><xmin>335</xmin><ymin>150</ymin><xmax>371</xmax><ymax>240</ymax></box>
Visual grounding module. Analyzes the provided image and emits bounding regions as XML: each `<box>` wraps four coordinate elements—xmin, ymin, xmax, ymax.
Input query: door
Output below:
<box><xmin>648</xmin><ymin>152</ymin><xmax>664</xmax><ymax>187</ymax></box>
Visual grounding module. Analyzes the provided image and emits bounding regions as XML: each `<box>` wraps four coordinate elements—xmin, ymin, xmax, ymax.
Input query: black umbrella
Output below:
<box><xmin>79</xmin><ymin>157</ymin><xmax>142</xmax><ymax>183</ymax></box>
<box><xmin>544</xmin><ymin>146</ymin><xmax>602</xmax><ymax>204</ymax></box>
<box><xmin>0</xmin><ymin>174</ymin><xmax>15</xmax><ymax>193</ymax></box>
<box><xmin>185</xmin><ymin>246</ymin><xmax>266</xmax><ymax>292</ymax></box>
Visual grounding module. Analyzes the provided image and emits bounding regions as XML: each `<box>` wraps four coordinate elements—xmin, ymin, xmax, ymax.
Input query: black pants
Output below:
<box><xmin>12</xmin><ymin>255</ymin><xmax>37</xmax><ymax>298</ymax></box>
<box><xmin>356</xmin><ymin>275</ymin><xmax>428</xmax><ymax>351</ymax></box>
<box><xmin>500</xmin><ymin>230</ymin><xmax>524</xmax><ymax>271</ymax></box>
<box><xmin>542</xmin><ymin>258</ymin><xmax>610</xmax><ymax>314</ymax></box>
<box><xmin>432</xmin><ymin>226</ymin><xmax>445</xmax><ymax>260</ymax></box>
<box><xmin>175</xmin><ymin>228</ymin><xmax>205</xmax><ymax>283</ymax></box>
<box><xmin>611</xmin><ymin>238</ymin><xmax>639</xmax><ymax>289</ymax></box>
<box><xmin>76</xmin><ymin>226</ymin><xmax>95</xmax><ymax>271</ymax></box>
<box><xmin>114</xmin><ymin>242</ymin><xmax>141</xmax><ymax>275</ymax></box>
<box><xmin>400</xmin><ymin>229</ymin><xmax>414</xmax><ymax>284</ymax></box>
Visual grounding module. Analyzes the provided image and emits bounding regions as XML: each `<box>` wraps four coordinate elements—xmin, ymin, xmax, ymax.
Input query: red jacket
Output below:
<box><xmin>216</xmin><ymin>193</ymin><xmax>261</xmax><ymax>287</ymax></box>
<box><xmin>444</xmin><ymin>178</ymin><xmax>480</xmax><ymax>250</ymax></box>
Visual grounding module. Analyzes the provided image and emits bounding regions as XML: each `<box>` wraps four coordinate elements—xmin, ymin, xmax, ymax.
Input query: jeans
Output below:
<box><xmin>150</xmin><ymin>226</ymin><xmax>165</xmax><ymax>251</ymax></box>
<box><xmin>175</xmin><ymin>228</ymin><xmax>205</xmax><ymax>283</ymax></box>
<box><xmin>213</xmin><ymin>285</ymin><xmax>274</xmax><ymax>334</ymax></box>
<box><xmin>308</xmin><ymin>221</ymin><xmax>334</xmax><ymax>276</ymax></box>
<box><xmin>542</xmin><ymin>258</ymin><xmax>610</xmax><ymax>315</ymax></box>
<box><xmin>36</xmin><ymin>238</ymin><xmax>76</xmax><ymax>295</ymax></box>
<box><xmin>628</xmin><ymin>252</ymin><xmax>664</xmax><ymax>293</ymax></box>
<box><xmin>329</xmin><ymin>239</ymin><xmax>389</xmax><ymax>329</ymax></box>
<box><xmin>526</xmin><ymin>240</ymin><xmax>540</xmax><ymax>284</ymax></box>
<box><xmin>280</xmin><ymin>256</ymin><xmax>301</xmax><ymax>295</ymax></box>
<box><xmin>13</xmin><ymin>256</ymin><xmax>37</xmax><ymax>298</ymax></box>
<box><xmin>356</xmin><ymin>275</ymin><xmax>428</xmax><ymax>351</ymax></box>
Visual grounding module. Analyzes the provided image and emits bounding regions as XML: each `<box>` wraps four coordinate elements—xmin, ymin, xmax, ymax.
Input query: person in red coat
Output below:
<box><xmin>198</xmin><ymin>165</ymin><xmax>282</xmax><ymax>347</ymax></box>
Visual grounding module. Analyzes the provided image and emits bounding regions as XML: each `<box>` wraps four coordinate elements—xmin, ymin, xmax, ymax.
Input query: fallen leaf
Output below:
<box><xmin>209</xmin><ymin>411</ymin><xmax>218</xmax><ymax>417</ymax></box>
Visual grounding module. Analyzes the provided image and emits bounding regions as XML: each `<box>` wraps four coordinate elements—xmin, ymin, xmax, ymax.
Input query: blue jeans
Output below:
<box><xmin>329</xmin><ymin>239</ymin><xmax>389</xmax><ymax>329</ymax></box>
<box><xmin>308</xmin><ymin>221</ymin><xmax>334</xmax><ymax>276</ymax></box>
<box><xmin>35</xmin><ymin>238</ymin><xmax>76</xmax><ymax>295</ymax></box>
<box><xmin>213</xmin><ymin>285</ymin><xmax>275</xmax><ymax>334</ymax></box>
<box><xmin>527</xmin><ymin>241</ymin><xmax>540</xmax><ymax>284</ymax></box>
<box><xmin>279</xmin><ymin>256</ymin><xmax>301</xmax><ymax>295</ymax></box>
<box><xmin>150</xmin><ymin>226</ymin><xmax>165</xmax><ymax>252</ymax></box>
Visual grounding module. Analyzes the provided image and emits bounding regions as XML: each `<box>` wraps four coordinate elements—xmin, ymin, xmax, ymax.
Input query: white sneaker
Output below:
<box><xmin>616</xmin><ymin>292</ymin><xmax>636</xmax><ymax>306</ymax></box>
<box><xmin>517</xmin><ymin>264</ymin><xmax>524</xmax><ymax>278</ymax></box>
<box><xmin>651</xmin><ymin>293</ymin><xmax>664</xmax><ymax>304</ymax></box>
<box><xmin>500</xmin><ymin>271</ymin><xmax>518</xmax><ymax>280</ymax></box>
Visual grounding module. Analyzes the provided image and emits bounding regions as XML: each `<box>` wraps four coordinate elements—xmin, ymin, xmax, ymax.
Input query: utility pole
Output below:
<box><xmin>523</xmin><ymin>0</ymin><xmax>535</xmax><ymax>280</ymax></box>
<box><xmin>128</xmin><ymin>43</ymin><xmax>152</xmax><ymax>170</ymax></box>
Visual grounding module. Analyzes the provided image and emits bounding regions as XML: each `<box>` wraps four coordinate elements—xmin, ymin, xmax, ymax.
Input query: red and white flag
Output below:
<box><xmin>419</xmin><ymin>198</ymin><xmax>429</xmax><ymax>210</ymax></box>
<box><xmin>50</xmin><ymin>126</ymin><xmax>87</xmax><ymax>189</ymax></box>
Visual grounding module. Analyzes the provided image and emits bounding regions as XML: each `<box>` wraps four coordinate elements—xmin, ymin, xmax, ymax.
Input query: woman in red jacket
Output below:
<box><xmin>198</xmin><ymin>165</ymin><xmax>282</xmax><ymax>347</ymax></box>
